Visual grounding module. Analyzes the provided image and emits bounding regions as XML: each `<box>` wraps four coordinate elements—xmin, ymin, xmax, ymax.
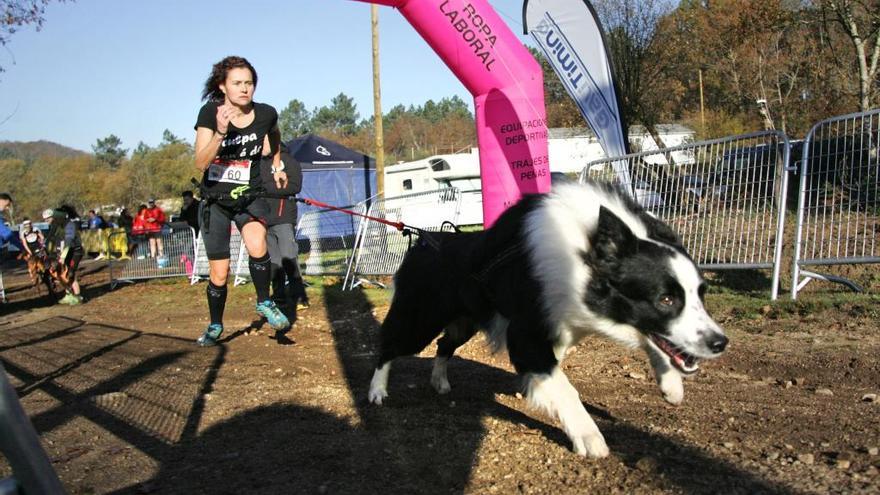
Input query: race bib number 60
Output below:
<box><xmin>208</xmin><ymin>159</ymin><xmax>251</xmax><ymax>185</ymax></box>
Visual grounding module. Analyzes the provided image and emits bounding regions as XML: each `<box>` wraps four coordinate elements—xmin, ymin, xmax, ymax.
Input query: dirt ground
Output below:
<box><xmin>1</xmin><ymin>258</ymin><xmax>878</xmax><ymax>494</ymax></box>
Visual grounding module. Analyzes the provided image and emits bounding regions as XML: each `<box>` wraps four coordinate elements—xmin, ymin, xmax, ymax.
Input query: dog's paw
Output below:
<box><xmin>660</xmin><ymin>377</ymin><xmax>684</xmax><ymax>405</ymax></box>
<box><xmin>368</xmin><ymin>364</ymin><xmax>390</xmax><ymax>405</ymax></box>
<box><xmin>430</xmin><ymin>374</ymin><xmax>451</xmax><ymax>395</ymax></box>
<box><xmin>368</xmin><ymin>387</ymin><xmax>388</xmax><ymax>405</ymax></box>
<box><xmin>571</xmin><ymin>432</ymin><xmax>610</xmax><ymax>459</ymax></box>
<box><xmin>430</xmin><ymin>360</ymin><xmax>451</xmax><ymax>395</ymax></box>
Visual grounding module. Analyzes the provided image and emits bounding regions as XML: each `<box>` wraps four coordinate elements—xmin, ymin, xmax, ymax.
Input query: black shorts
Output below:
<box><xmin>64</xmin><ymin>247</ymin><xmax>84</xmax><ymax>281</ymax></box>
<box><xmin>200</xmin><ymin>198</ymin><xmax>268</xmax><ymax>260</ymax></box>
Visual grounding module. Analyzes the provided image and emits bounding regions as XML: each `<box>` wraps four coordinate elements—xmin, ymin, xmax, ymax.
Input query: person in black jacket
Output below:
<box><xmin>45</xmin><ymin>205</ymin><xmax>84</xmax><ymax>305</ymax></box>
<box><xmin>260</xmin><ymin>148</ymin><xmax>309</xmax><ymax>315</ymax></box>
<box><xmin>179</xmin><ymin>190</ymin><xmax>201</xmax><ymax>232</ymax></box>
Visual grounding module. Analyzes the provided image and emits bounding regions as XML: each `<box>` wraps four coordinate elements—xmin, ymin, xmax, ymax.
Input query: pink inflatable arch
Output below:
<box><xmin>354</xmin><ymin>0</ymin><xmax>550</xmax><ymax>226</ymax></box>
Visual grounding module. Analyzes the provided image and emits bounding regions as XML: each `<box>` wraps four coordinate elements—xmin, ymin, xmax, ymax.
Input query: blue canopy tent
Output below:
<box><xmin>286</xmin><ymin>134</ymin><xmax>376</xmax><ymax>241</ymax></box>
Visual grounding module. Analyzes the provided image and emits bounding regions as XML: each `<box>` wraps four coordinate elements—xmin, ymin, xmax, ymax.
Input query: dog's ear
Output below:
<box><xmin>591</xmin><ymin>206</ymin><xmax>638</xmax><ymax>261</ymax></box>
<box><xmin>638</xmin><ymin>211</ymin><xmax>682</xmax><ymax>248</ymax></box>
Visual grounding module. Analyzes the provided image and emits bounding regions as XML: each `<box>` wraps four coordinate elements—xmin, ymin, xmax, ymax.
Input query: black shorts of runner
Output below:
<box><xmin>200</xmin><ymin>198</ymin><xmax>269</xmax><ymax>260</ymax></box>
<box><xmin>64</xmin><ymin>247</ymin><xmax>84</xmax><ymax>282</ymax></box>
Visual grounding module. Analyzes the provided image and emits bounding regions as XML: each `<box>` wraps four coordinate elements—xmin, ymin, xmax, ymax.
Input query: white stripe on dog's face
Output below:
<box><xmin>665</xmin><ymin>253</ymin><xmax>725</xmax><ymax>359</ymax></box>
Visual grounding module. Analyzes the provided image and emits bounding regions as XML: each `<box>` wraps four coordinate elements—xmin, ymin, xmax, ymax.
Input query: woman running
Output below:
<box><xmin>193</xmin><ymin>55</ymin><xmax>290</xmax><ymax>346</ymax></box>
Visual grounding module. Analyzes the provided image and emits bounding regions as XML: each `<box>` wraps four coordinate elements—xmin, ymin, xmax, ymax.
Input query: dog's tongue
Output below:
<box><xmin>652</xmin><ymin>334</ymin><xmax>700</xmax><ymax>374</ymax></box>
<box><xmin>673</xmin><ymin>352</ymin><xmax>700</xmax><ymax>374</ymax></box>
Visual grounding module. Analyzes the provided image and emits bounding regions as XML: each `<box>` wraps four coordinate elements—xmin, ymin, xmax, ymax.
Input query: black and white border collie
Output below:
<box><xmin>368</xmin><ymin>180</ymin><xmax>728</xmax><ymax>458</ymax></box>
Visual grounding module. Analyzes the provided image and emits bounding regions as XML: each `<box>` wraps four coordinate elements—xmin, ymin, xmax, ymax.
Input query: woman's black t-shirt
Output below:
<box><xmin>194</xmin><ymin>101</ymin><xmax>278</xmax><ymax>194</ymax></box>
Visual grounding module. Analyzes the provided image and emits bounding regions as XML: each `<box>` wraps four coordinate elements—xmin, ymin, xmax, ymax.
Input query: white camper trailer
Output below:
<box><xmin>384</xmin><ymin>149</ymin><xmax>484</xmax><ymax>225</ymax></box>
<box><xmin>382</xmin><ymin>124</ymin><xmax>695</xmax><ymax>226</ymax></box>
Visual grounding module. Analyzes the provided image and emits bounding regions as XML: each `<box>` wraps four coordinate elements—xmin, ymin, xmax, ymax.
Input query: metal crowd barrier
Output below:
<box><xmin>295</xmin><ymin>203</ymin><xmax>367</xmax><ymax>277</ymax></box>
<box><xmin>1</xmin><ymin>361</ymin><xmax>66</xmax><ymax>494</ymax></box>
<box><xmin>190</xmin><ymin>200</ymin><xmax>369</xmax><ymax>285</ymax></box>
<box><xmin>190</xmin><ymin>225</ymin><xmax>246</xmax><ymax>285</ymax></box>
<box><xmin>108</xmin><ymin>227</ymin><xmax>197</xmax><ymax>288</ymax></box>
<box><xmin>791</xmin><ymin>109</ymin><xmax>880</xmax><ymax>298</ymax></box>
<box><xmin>580</xmin><ymin>131</ymin><xmax>791</xmax><ymax>300</ymax></box>
<box><xmin>80</xmin><ymin>228</ymin><xmax>127</xmax><ymax>258</ymax></box>
<box><xmin>343</xmin><ymin>188</ymin><xmax>462</xmax><ymax>289</ymax></box>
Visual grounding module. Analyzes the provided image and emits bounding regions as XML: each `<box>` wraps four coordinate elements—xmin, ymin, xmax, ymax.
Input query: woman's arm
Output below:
<box><xmin>194</xmin><ymin>103</ymin><xmax>237</xmax><ymax>171</ymax></box>
<box><xmin>194</xmin><ymin>127</ymin><xmax>225</xmax><ymax>172</ymax></box>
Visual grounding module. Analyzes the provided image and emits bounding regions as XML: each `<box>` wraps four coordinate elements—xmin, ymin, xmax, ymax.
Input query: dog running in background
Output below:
<box><xmin>368</xmin><ymin>180</ymin><xmax>728</xmax><ymax>458</ymax></box>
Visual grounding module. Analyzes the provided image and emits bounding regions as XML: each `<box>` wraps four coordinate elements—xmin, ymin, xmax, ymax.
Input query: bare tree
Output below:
<box><xmin>819</xmin><ymin>0</ymin><xmax>880</xmax><ymax>111</ymax></box>
<box><xmin>1</xmin><ymin>0</ymin><xmax>70</xmax><ymax>72</ymax></box>
<box><xmin>593</xmin><ymin>0</ymin><xmax>680</xmax><ymax>149</ymax></box>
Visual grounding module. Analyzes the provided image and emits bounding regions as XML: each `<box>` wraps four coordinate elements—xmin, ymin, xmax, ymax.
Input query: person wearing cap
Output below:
<box><xmin>0</xmin><ymin>192</ymin><xmax>25</xmax><ymax>253</ymax></box>
<box><xmin>142</xmin><ymin>198</ymin><xmax>166</xmax><ymax>259</ymax></box>
<box><xmin>19</xmin><ymin>218</ymin><xmax>46</xmax><ymax>259</ymax></box>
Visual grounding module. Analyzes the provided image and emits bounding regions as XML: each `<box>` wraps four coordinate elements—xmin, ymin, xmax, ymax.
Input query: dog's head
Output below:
<box><xmin>584</xmin><ymin>206</ymin><xmax>727</xmax><ymax>374</ymax></box>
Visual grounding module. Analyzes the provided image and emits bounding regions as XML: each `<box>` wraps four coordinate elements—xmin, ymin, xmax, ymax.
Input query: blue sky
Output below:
<box><xmin>0</xmin><ymin>0</ymin><xmax>533</xmax><ymax>153</ymax></box>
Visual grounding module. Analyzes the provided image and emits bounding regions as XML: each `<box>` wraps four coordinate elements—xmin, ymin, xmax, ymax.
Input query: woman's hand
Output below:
<box><xmin>273</xmin><ymin>170</ymin><xmax>288</xmax><ymax>190</ymax></box>
<box><xmin>215</xmin><ymin>103</ymin><xmax>240</xmax><ymax>135</ymax></box>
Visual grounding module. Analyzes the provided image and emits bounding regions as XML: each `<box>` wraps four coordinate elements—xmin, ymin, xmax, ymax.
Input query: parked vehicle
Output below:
<box><xmin>632</xmin><ymin>179</ymin><xmax>665</xmax><ymax>210</ymax></box>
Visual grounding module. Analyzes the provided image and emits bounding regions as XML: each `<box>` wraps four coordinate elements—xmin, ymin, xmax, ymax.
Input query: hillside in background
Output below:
<box><xmin>0</xmin><ymin>140</ymin><xmax>88</xmax><ymax>163</ymax></box>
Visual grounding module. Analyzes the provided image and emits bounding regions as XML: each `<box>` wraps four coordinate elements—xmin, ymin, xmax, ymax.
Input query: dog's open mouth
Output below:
<box><xmin>650</xmin><ymin>334</ymin><xmax>700</xmax><ymax>374</ymax></box>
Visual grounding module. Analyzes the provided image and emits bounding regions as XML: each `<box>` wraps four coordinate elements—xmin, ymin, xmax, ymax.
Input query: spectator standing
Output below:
<box><xmin>0</xmin><ymin>192</ymin><xmax>25</xmax><ymax>252</ymax></box>
<box><xmin>116</xmin><ymin>208</ymin><xmax>134</xmax><ymax>259</ymax></box>
<box><xmin>143</xmin><ymin>199</ymin><xmax>166</xmax><ymax>258</ymax></box>
<box><xmin>87</xmin><ymin>210</ymin><xmax>107</xmax><ymax>230</ymax></box>
<box><xmin>179</xmin><ymin>190</ymin><xmax>201</xmax><ymax>232</ymax></box>
<box><xmin>260</xmin><ymin>148</ymin><xmax>309</xmax><ymax>313</ymax></box>
<box><xmin>132</xmin><ymin>205</ymin><xmax>148</xmax><ymax>235</ymax></box>
<box><xmin>118</xmin><ymin>208</ymin><xmax>134</xmax><ymax>233</ymax></box>
<box><xmin>129</xmin><ymin>205</ymin><xmax>148</xmax><ymax>258</ymax></box>
<box><xmin>87</xmin><ymin>210</ymin><xmax>110</xmax><ymax>260</ymax></box>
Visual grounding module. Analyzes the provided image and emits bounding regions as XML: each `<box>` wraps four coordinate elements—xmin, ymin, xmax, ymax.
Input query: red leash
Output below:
<box><xmin>298</xmin><ymin>197</ymin><xmax>407</xmax><ymax>232</ymax></box>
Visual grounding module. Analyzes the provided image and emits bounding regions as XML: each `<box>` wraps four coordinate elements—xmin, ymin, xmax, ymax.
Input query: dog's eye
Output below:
<box><xmin>658</xmin><ymin>295</ymin><xmax>675</xmax><ymax>306</ymax></box>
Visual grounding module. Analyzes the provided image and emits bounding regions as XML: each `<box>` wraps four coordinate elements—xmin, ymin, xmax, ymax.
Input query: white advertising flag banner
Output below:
<box><xmin>524</xmin><ymin>0</ymin><xmax>631</xmax><ymax>186</ymax></box>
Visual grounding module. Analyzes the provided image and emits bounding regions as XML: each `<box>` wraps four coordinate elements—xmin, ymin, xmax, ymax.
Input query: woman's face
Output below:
<box><xmin>220</xmin><ymin>67</ymin><xmax>255</xmax><ymax>106</ymax></box>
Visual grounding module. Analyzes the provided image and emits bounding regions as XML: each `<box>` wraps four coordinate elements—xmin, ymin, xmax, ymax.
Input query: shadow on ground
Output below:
<box><xmin>0</xmin><ymin>260</ymin><xmax>112</xmax><ymax>315</ymax></box>
<box><xmin>1</xmin><ymin>291</ymin><xmax>791</xmax><ymax>493</ymax></box>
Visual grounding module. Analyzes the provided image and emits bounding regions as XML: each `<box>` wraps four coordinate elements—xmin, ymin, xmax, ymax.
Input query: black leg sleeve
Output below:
<box><xmin>206</xmin><ymin>282</ymin><xmax>228</xmax><ymax>326</ymax></box>
<box><xmin>249</xmin><ymin>253</ymin><xmax>272</xmax><ymax>302</ymax></box>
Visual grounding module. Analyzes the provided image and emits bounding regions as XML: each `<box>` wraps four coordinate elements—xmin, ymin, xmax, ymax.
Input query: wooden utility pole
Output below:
<box><xmin>699</xmin><ymin>68</ymin><xmax>705</xmax><ymax>136</ymax></box>
<box><xmin>371</xmin><ymin>4</ymin><xmax>385</xmax><ymax>198</ymax></box>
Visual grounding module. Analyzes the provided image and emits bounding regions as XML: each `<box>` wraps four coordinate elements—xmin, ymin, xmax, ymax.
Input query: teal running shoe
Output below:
<box><xmin>256</xmin><ymin>300</ymin><xmax>290</xmax><ymax>330</ymax></box>
<box><xmin>197</xmin><ymin>324</ymin><xmax>224</xmax><ymax>347</ymax></box>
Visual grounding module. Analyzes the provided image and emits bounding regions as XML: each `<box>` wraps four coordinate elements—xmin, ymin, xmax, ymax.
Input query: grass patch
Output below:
<box><xmin>707</xmin><ymin>290</ymin><xmax>880</xmax><ymax>323</ymax></box>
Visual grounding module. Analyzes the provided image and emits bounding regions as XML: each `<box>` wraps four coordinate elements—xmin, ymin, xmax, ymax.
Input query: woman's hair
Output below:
<box><xmin>138</xmin><ymin>204</ymin><xmax>147</xmax><ymax>212</ymax></box>
<box><xmin>201</xmin><ymin>56</ymin><xmax>258</xmax><ymax>102</ymax></box>
<box><xmin>58</xmin><ymin>204</ymin><xmax>80</xmax><ymax>220</ymax></box>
